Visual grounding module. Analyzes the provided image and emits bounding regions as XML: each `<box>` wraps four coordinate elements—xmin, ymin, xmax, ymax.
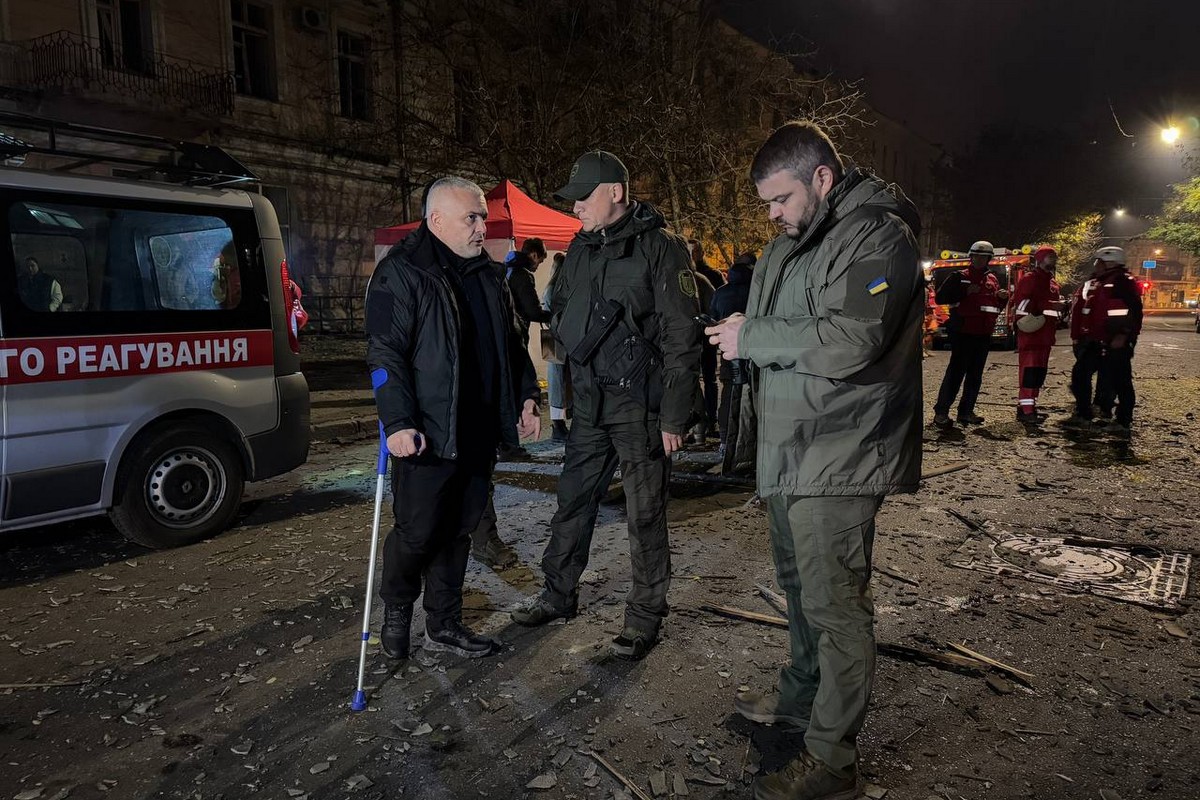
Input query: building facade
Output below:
<box><xmin>1125</xmin><ymin>238</ymin><xmax>1200</xmax><ymax>309</ymax></box>
<box><xmin>0</xmin><ymin>0</ymin><xmax>416</xmax><ymax>330</ymax></box>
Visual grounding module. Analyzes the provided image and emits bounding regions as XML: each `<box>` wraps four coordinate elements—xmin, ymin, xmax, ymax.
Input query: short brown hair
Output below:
<box><xmin>750</xmin><ymin>121</ymin><xmax>844</xmax><ymax>185</ymax></box>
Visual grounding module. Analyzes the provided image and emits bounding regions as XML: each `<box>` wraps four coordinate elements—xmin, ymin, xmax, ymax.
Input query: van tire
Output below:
<box><xmin>111</xmin><ymin>425</ymin><xmax>245</xmax><ymax>548</ymax></box>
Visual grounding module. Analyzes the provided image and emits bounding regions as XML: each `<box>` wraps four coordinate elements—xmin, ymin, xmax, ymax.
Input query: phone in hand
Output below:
<box><xmin>694</xmin><ymin>313</ymin><xmax>718</xmax><ymax>327</ymax></box>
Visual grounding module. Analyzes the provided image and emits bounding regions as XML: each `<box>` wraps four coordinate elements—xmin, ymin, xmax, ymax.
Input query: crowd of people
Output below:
<box><xmin>929</xmin><ymin>241</ymin><xmax>1143</xmax><ymax>435</ymax></box>
<box><xmin>362</xmin><ymin>117</ymin><xmax>1142</xmax><ymax>800</ymax></box>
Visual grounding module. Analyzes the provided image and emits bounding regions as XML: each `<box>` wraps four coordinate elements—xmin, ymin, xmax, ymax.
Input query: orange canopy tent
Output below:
<box><xmin>373</xmin><ymin>179</ymin><xmax>581</xmax><ymax>255</ymax></box>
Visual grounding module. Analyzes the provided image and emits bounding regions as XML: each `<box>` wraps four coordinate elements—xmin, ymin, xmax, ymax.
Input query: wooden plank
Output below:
<box><xmin>589</xmin><ymin>750</ymin><xmax>653</xmax><ymax>800</ymax></box>
<box><xmin>947</xmin><ymin>642</ymin><xmax>1035</xmax><ymax>681</ymax></box>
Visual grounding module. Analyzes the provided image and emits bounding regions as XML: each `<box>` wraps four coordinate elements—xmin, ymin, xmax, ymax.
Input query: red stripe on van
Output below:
<box><xmin>0</xmin><ymin>330</ymin><xmax>274</xmax><ymax>385</ymax></box>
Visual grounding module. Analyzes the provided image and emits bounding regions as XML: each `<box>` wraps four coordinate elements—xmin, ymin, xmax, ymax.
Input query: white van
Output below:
<box><xmin>0</xmin><ymin>163</ymin><xmax>310</xmax><ymax>548</ymax></box>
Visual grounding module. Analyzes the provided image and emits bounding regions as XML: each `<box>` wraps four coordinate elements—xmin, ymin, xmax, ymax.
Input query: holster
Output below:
<box><xmin>569</xmin><ymin>297</ymin><xmax>624</xmax><ymax>366</ymax></box>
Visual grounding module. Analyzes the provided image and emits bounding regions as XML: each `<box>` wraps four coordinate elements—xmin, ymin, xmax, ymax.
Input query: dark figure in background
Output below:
<box><xmin>511</xmin><ymin>150</ymin><xmax>701</xmax><ymax>661</ymax></box>
<box><xmin>1065</xmin><ymin>246</ymin><xmax>1143</xmax><ymax>436</ymax></box>
<box><xmin>931</xmin><ymin>240</ymin><xmax>1009</xmax><ymax>427</ymax></box>
<box><xmin>688</xmin><ymin>238</ymin><xmax>727</xmax><ymax>289</ymax></box>
<box><xmin>506</xmin><ymin>237</ymin><xmax>550</xmax><ymax>346</ymax></box>
<box><xmin>17</xmin><ymin>256</ymin><xmax>63</xmax><ymax>312</ymax></box>
<box><xmin>689</xmin><ymin>265</ymin><xmax>717</xmax><ymax>443</ymax></box>
<box><xmin>710</xmin><ymin>251</ymin><xmax>754</xmax><ymax>449</ymax></box>
<box><xmin>366</xmin><ymin>176</ymin><xmax>541</xmax><ymax>660</ymax></box>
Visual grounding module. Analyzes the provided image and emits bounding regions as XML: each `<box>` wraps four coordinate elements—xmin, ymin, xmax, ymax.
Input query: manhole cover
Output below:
<box><xmin>950</xmin><ymin>535</ymin><xmax>1191</xmax><ymax>609</ymax></box>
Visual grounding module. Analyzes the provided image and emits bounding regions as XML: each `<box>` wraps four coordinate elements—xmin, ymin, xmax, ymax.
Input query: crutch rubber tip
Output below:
<box><xmin>350</xmin><ymin>690</ymin><xmax>367</xmax><ymax>712</ymax></box>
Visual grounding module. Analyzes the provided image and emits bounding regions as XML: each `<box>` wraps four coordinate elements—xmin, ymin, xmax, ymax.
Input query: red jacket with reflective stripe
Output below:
<box><xmin>1082</xmin><ymin>267</ymin><xmax>1143</xmax><ymax>343</ymax></box>
<box><xmin>1013</xmin><ymin>269</ymin><xmax>1061</xmax><ymax>348</ymax></box>
<box><xmin>1069</xmin><ymin>277</ymin><xmax>1097</xmax><ymax>341</ymax></box>
<box><xmin>948</xmin><ymin>268</ymin><xmax>1003</xmax><ymax>336</ymax></box>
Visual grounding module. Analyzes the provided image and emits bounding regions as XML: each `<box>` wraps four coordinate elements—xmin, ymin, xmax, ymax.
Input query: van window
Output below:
<box><xmin>9</xmin><ymin>201</ymin><xmax>241</xmax><ymax>314</ymax></box>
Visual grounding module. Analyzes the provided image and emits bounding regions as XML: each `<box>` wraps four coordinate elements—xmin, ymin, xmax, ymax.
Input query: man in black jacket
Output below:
<box><xmin>366</xmin><ymin>176</ymin><xmax>541</xmax><ymax>659</ymax></box>
<box><xmin>506</xmin><ymin>237</ymin><xmax>551</xmax><ymax>346</ymax></box>
<box><xmin>710</xmin><ymin>251</ymin><xmax>754</xmax><ymax>447</ymax></box>
<box><xmin>511</xmin><ymin>150</ymin><xmax>702</xmax><ymax>660</ymax></box>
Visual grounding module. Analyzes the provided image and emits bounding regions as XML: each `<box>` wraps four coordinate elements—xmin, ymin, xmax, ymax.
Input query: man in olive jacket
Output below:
<box><xmin>708</xmin><ymin>122</ymin><xmax>923</xmax><ymax>800</ymax></box>
<box><xmin>511</xmin><ymin>150</ymin><xmax>702</xmax><ymax>660</ymax></box>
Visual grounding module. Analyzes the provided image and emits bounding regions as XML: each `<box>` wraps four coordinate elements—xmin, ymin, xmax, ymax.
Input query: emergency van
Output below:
<box><xmin>929</xmin><ymin>246</ymin><xmax>1035</xmax><ymax>350</ymax></box>
<box><xmin>0</xmin><ymin>115</ymin><xmax>309</xmax><ymax>548</ymax></box>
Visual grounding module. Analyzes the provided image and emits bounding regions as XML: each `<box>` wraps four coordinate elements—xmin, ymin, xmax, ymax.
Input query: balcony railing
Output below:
<box><xmin>4</xmin><ymin>31</ymin><xmax>234</xmax><ymax>117</ymax></box>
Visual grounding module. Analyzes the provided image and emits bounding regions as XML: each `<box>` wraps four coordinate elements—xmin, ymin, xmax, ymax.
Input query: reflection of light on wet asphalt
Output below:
<box><xmin>303</xmin><ymin>466</ymin><xmax>375</xmax><ymax>495</ymax></box>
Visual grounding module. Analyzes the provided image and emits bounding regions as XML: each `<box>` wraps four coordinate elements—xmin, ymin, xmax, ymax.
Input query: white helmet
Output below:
<box><xmin>968</xmin><ymin>240</ymin><xmax>995</xmax><ymax>256</ymax></box>
<box><xmin>1016</xmin><ymin>314</ymin><xmax>1046</xmax><ymax>333</ymax></box>
<box><xmin>1094</xmin><ymin>246</ymin><xmax>1126</xmax><ymax>266</ymax></box>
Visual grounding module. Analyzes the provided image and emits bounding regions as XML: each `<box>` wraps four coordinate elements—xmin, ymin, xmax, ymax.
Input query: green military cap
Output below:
<box><xmin>554</xmin><ymin>150</ymin><xmax>629</xmax><ymax>202</ymax></box>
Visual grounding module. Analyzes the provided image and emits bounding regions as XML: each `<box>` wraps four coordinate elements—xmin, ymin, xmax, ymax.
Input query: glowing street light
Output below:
<box><xmin>1114</xmin><ymin>208</ymin><xmax>1126</xmax><ymax>217</ymax></box>
<box><xmin>1162</xmin><ymin>126</ymin><xmax>1181</xmax><ymax>144</ymax></box>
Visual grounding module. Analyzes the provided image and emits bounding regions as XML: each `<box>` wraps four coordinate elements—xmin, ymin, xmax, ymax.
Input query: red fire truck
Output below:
<box><xmin>929</xmin><ymin>246</ymin><xmax>1036</xmax><ymax>350</ymax></box>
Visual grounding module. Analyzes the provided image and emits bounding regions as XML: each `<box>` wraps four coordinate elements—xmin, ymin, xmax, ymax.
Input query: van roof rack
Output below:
<box><xmin>0</xmin><ymin>112</ymin><xmax>258</xmax><ymax>188</ymax></box>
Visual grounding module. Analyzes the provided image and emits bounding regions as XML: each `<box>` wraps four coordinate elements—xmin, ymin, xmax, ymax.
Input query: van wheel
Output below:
<box><xmin>110</xmin><ymin>425</ymin><xmax>245</xmax><ymax>549</ymax></box>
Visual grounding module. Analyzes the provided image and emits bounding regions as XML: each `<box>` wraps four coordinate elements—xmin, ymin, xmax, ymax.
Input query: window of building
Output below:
<box><xmin>337</xmin><ymin>31</ymin><xmax>370</xmax><ymax>120</ymax></box>
<box><xmin>231</xmin><ymin>0</ymin><xmax>276</xmax><ymax>100</ymax></box>
<box><xmin>95</xmin><ymin>0</ymin><xmax>154</xmax><ymax>74</ymax></box>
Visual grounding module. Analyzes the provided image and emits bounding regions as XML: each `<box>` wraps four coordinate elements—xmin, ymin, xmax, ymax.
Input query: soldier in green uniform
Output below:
<box><xmin>511</xmin><ymin>151</ymin><xmax>702</xmax><ymax>660</ymax></box>
<box><xmin>708</xmin><ymin>122</ymin><xmax>923</xmax><ymax>800</ymax></box>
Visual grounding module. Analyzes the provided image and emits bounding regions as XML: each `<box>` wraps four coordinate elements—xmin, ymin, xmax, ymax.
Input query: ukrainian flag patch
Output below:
<box><xmin>867</xmin><ymin>277</ymin><xmax>889</xmax><ymax>295</ymax></box>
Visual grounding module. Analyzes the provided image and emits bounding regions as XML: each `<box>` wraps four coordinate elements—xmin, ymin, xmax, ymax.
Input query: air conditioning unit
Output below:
<box><xmin>296</xmin><ymin>6</ymin><xmax>328</xmax><ymax>33</ymax></box>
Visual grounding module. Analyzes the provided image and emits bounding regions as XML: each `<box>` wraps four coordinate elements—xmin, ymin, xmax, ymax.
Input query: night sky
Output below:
<box><xmin>719</xmin><ymin>0</ymin><xmax>1200</xmax><ymax>225</ymax></box>
<box><xmin>720</xmin><ymin>0</ymin><xmax>1200</xmax><ymax>151</ymax></box>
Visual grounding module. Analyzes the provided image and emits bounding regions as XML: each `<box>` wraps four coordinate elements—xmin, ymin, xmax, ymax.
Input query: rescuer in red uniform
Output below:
<box><xmin>932</xmin><ymin>240</ymin><xmax>1009</xmax><ymax>426</ymax></box>
<box><xmin>1012</xmin><ymin>246</ymin><xmax>1062</xmax><ymax>423</ymax></box>
<box><xmin>1065</xmin><ymin>246</ymin><xmax>1143</xmax><ymax>435</ymax></box>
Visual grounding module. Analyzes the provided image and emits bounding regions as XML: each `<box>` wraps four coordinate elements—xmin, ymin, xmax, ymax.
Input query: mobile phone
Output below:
<box><xmin>694</xmin><ymin>313</ymin><xmax>718</xmax><ymax>327</ymax></box>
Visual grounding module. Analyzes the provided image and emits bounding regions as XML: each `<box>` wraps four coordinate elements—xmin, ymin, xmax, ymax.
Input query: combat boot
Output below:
<box><xmin>381</xmin><ymin>603</ymin><xmax>413</xmax><ymax>659</ymax></box>
<box><xmin>511</xmin><ymin>591</ymin><xmax>578</xmax><ymax>626</ymax></box>
<box><xmin>753</xmin><ymin>750</ymin><xmax>859</xmax><ymax>800</ymax></box>
<box><xmin>734</xmin><ymin>690</ymin><xmax>809</xmax><ymax>728</ymax></box>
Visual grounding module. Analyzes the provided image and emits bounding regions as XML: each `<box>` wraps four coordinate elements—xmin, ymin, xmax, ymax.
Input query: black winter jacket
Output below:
<box><xmin>550</xmin><ymin>201</ymin><xmax>702</xmax><ymax>433</ymax></box>
<box><xmin>365</xmin><ymin>224</ymin><xmax>540</xmax><ymax>460</ymax></box>
<box><xmin>711</xmin><ymin>262</ymin><xmax>752</xmax><ymax>320</ymax></box>
<box><xmin>506</xmin><ymin>252</ymin><xmax>550</xmax><ymax>336</ymax></box>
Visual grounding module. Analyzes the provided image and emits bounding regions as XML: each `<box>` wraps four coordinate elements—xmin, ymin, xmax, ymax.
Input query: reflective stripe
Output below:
<box><xmin>1108</xmin><ymin>308</ymin><xmax>1129</xmax><ymax>316</ymax></box>
<box><xmin>980</xmin><ymin>305</ymin><xmax>1001</xmax><ymax>313</ymax></box>
<box><xmin>1081</xmin><ymin>308</ymin><xmax>1091</xmax><ymax>314</ymax></box>
<box><xmin>1014</xmin><ymin>310</ymin><xmax>1028</xmax><ymax>317</ymax></box>
<box><xmin>1019</xmin><ymin>399</ymin><xmax>1036</xmax><ymax>406</ymax></box>
<box><xmin>1103</xmin><ymin>283</ymin><xmax>1114</xmax><ymax>288</ymax></box>
<box><xmin>1016</xmin><ymin>299</ymin><xmax>1030</xmax><ymax>313</ymax></box>
<box><xmin>1044</xmin><ymin>309</ymin><xmax>1060</xmax><ymax>317</ymax></box>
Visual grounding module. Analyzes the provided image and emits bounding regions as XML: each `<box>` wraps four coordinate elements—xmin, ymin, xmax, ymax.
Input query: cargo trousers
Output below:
<box><xmin>766</xmin><ymin>494</ymin><xmax>884</xmax><ymax>772</ymax></box>
<box><xmin>540</xmin><ymin>417</ymin><xmax>672</xmax><ymax>635</ymax></box>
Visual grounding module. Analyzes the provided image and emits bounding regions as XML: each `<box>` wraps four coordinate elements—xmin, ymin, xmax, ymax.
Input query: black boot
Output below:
<box><xmin>424</xmin><ymin>620</ymin><xmax>497</xmax><ymax>658</ymax></box>
<box><xmin>510</xmin><ymin>591</ymin><xmax>578</xmax><ymax>627</ymax></box>
<box><xmin>381</xmin><ymin>603</ymin><xmax>413</xmax><ymax>659</ymax></box>
<box><xmin>551</xmin><ymin>419</ymin><xmax>569</xmax><ymax>443</ymax></box>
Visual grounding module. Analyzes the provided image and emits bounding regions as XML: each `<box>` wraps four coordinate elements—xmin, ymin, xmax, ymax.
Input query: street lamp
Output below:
<box><xmin>1114</xmin><ymin>208</ymin><xmax>1126</xmax><ymax>217</ymax></box>
<box><xmin>1162</xmin><ymin>126</ymin><xmax>1181</xmax><ymax>144</ymax></box>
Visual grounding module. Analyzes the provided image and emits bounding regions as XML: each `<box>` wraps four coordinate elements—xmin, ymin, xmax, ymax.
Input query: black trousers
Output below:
<box><xmin>700</xmin><ymin>344</ymin><xmax>719</xmax><ymax>433</ymax></box>
<box><xmin>541</xmin><ymin>418</ymin><xmax>672</xmax><ymax>634</ymax></box>
<box><xmin>934</xmin><ymin>333</ymin><xmax>992</xmax><ymax>416</ymax></box>
<box><xmin>379</xmin><ymin>452</ymin><xmax>491</xmax><ymax>630</ymax></box>
<box><xmin>1073</xmin><ymin>341</ymin><xmax>1135</xmax><ymax>424</ymax></box>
